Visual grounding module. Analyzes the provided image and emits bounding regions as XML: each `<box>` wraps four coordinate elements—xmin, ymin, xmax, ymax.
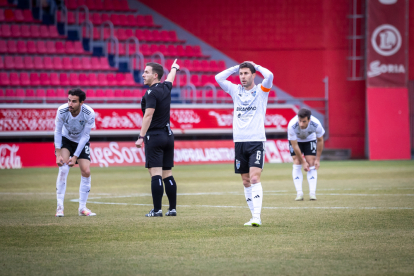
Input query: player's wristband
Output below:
<box><xmin>172</xmin><ymin>67</ymin><xmax>180</xmax><ymax>71</ymax></box>
<box><xmin>138</xmin><ymin>135</ymin><xmax>145</xmax><ymax>139</ymax></box>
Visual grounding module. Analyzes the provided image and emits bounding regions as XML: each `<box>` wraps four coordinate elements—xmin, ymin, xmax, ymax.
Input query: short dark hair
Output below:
<box><xmin>298</xmin><ymin>108</ymin><xmax>311</xmax><ymax>120</ymax></box>
<box><xmin>239</xmin><ymin>62</ymin><xmax>256</xmax><ymax>74</ymax></box>
<box><xmin>68</xmin><ymin>88</ymin><xmax>86</xmax><ymax>102</ymax></box>
<box><xmin>146</xmin><ymin>62</ymin><xmax>164</xmax><ymax>80</ymax></box>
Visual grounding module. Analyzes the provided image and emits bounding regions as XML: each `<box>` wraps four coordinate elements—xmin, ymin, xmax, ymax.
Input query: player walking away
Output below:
<box><xmin>54</xmin><ymin>88</ymin><xmax>96</xmax><ymax>217</ymax></box>
<box><xmin>135</xmin><ymin>59</ymin><xmax>180</xmax><ymax>217</ymax></box>
<box><xmin>215</xmin><ymin>61</ymin><xmax>274</xmax><ymax>227</ymax></box>
<box><xmin>287</xmin><ymin>108</ymin><xmax>325</xmax><ymax>201</ymax></box>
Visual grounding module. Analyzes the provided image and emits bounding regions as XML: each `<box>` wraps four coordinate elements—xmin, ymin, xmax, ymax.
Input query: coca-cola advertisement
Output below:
<box><xmin>0</xmin><ymin>105</ymin><xmax>297</xmax><ymax>135</ymax></box>
<box><xmin>0</xmin><ymin>139</ymin><xmax>293</xmax><ymax>169</ymax></box>
<box><xmin>366</xmin><ymin>0</ymin><xmax>407</xmax><ymax>87</ymax></box>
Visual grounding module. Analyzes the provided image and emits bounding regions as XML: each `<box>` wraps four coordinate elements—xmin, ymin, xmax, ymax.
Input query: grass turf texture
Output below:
<box><xmin>0</xmin><ymin>160</ymin><xmax>414</xmax><ymax>276</ymax></box>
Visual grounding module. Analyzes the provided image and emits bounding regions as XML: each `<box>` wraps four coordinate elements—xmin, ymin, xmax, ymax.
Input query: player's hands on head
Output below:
<box><xmin>171</xmin><ymin>59</ymin><xmax>180</xmax><ymax>71</ymax></box>
<box><xmin>68</xmin><ymin>156</ymin><xmax>77</xmax><ymax>167</ymax></box>
<box><xmin>243</xmin><ymin>61</ymin><xmax>257</xmax><ymax>67</ymax></box>
<box><xmin>135</xmin><ymin>138</ymin><xmax>143</xmax><ymax>148</ymax></box>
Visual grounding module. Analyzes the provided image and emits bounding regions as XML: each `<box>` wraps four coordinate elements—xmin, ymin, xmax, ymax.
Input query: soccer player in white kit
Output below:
<box><xmin>215</xmin><ymin>61</ymin><xmax>273</xmax><ymax>227</ymax></box>
<box><xmin>287</xmin><ymin>108</ymin><xmax>325</xmax><ymax>201</ymax></box>
<box><xmin>54</xmin><ymin>88</ymin><xmax>96</xmax><ymax>217</ymax></box>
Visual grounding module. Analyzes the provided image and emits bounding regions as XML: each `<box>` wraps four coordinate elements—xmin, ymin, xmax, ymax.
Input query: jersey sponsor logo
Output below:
<box><xmin>236</xmin><ymin>106</ymin><xmax>257</xmax><ymax>112</ymax></box>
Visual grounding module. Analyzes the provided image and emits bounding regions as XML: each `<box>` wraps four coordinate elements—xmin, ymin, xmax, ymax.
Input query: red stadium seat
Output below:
<box><xmin>116</xmin><ymin>28</ymin><xmax>127</xmax><ymax>40</ymax></box>
<box><xmin>4</xmin><ymin>56</ymin><xmax>14</xmax><ymax>69</ymax></box>
<box><xmin>135</xmin><ymin>29</ymin><xmax>144</xmax><ymax>41</ymax></box>
<box><xmin>23</xmin><ymin>56</ymin><xmax>34</xmax><ymax>69</ymax></box>
<box><xmin>101</xmin><ymin>13</ymin><xmax>110</xmax><ymax>23</ymax></box>
<box><xmin>11</xmin><ymin>25</ymin><xmax>21</xmax><ymax>38</ymax></box>
<box><xmin>48</xmin><ymin>25</ymin><xmax>60</xmax><ymax>39</ymax></box>
<box><xmin>74</xmin><ymin>41</ymin><xmax>84</xmax><ymax>54</ymax></box>
<box><xmin>136</xmin><ymin>15</ymin><xmax>145</xmax><ymax>27</ymax></box>
<box><xmin>1</xmin><ymin>24</ymin><xmax>12</xmax><ymax>37</ymax></box>
<box><xmin>37</xmin><ymin>40</ymin><xmax>47</xmax><ymax>54</ymax></box>
<box><xmin>139</xmin><ymin>43</ymin><xmax>151</xmax><ymax>56</ymax></box>
<box><xmin>149</xmin><ymin>44</ymin><xmax>158</xmax><ymax>55</ymax></box>
<box><xmin>143</xmin><ymin>29</ymin><xmax>153</xmax><ymax>41</ymax></box>
<box><xmin>25</xmin><ymin>89</ymin><xmax>36</xmax><ymax>103</ymax></box>
<box><xmin>10</xmin><ymin>73</ymin><xmax>20</xmax><ymax>86</ymax></box>
<box><xmin>114</xmin><ymin>89</ymin><xmax>123</xmax><ymax>97</ymax></box>
<box><xmin>88</xmin><ymin>73</ymin><xmax>98</xmax><ymax>86</ymax></box>
<box><xmin>100</xmin><ymin>57</ymin><xmax>111</xmax><ymax>70</ymax></box>
<box><xmin>20</xmin><ymin>24</ymin><xmax>30</xmax><ymax>38</ymax></box>
<box><xmin>45</xmin><ymin>41</ymin><xmax>56</xmax><ymax>54</ymax></box>
<box><xmin>115</xmin><ymin>73</ymin><xmax>125</xmax><ymax>86</ymax></box>
<box><xmin>40</xmin><ymin>73</ymin><xmax>50</xmax><ymax>86</ymax></box>
<box><xmin>125</xmin><ymin>28</ymin><xmax>134</xmax><ymax>39</ymax></box>
<box><xmin>209</xmin><ymin>60</ymin><xmax>218</xmax><ymax>72</ymax></box>
<box><xmin>131</xmin><ymin>89</ymin><xmax>143</xmax><ymax>98</ymax></box>
<box><xmin>144</xmin><ymin>15</ymin><xmax>155</xmax><ymax>27</ymax></box>
<box><xmin>65</xmin><ymin>41</ymin><xmax>75</xmax><ymax>54</ymax></box>
<box><xmin>192</xmin><ymin>60</ymin><xmax>201</xmax><ymax>72</ymax></box>
<box><xmin>91</xmin><ymin>13</ymin><xmax>101</xmax><ymax>25</ymax></box>
<box><xmin>0</xmin><ymin>9</ymin><xmax>4</xmax><ymax>22</ymax></box>
<box><xmin>81</xmin><ymin>57</ymin><xmax>91</xmax><ymax>70</ymax></box>
<box><xmin>79</xmin><ymin>73</ymin><xmax>89</xmax><ymax>86</ymax></box>
<box><xmin>69</xmin><ymin>73</ymin><xmax>80</xmax><ymax>86</ymax></box>
<box><xmin>200</xmin><ymin>60</ymin><xmax>209</xmax><ymax>72</ymax></box>
<box><xmin>55</xmin><ymin>41</ymin><xmax>65</xmax><ymax>54</ymax></box>
<box><xmin>43</xmin><ymin>57</ymin><xmax>53</xmax><ymax>70</ymax></box>
<box><xmin>200</xmin><ymin>74</ymin><xmax>210</xmax><ymax>86</ymax></box>
<box><xmin>217</xmin><ymin>60</ymin><xmax>226</xmax><ymax>71</ymax></box>
<box><xmin>104</xmin><ymin>89</ymin><xmax>115</xmax><ymax>102</ymax></box>
<box><xmin>4</xmin><ymin>9</ymin><xmax>14</xmax><ymax>22</ymax></box>
<box><xmin>39</xmin><ymin>25</ymin><xmax>50</xmax><ymax>38</ymax></box>
<box><xmin>7</xmin><ymin>40</ymin><xmax>17</xmax><ymax>53</ymax></box>
<box><xmin>190</xmin><ymin>75</ymin><xmax>201</xmax><ymax>87</ymax></box>
<box><xmin>72</xmin><ymin>57</ymin><xmax>82</xmax><ymax>70</ymax></box>
<box><xmin>0</xmin><ymin>56</ymin><xmax>3</xmax><ymax>69</ymax></box>
<box><xmin>62</xmin><ymin>57</ymin><xmax>72</xmax><ymax>70</ymax></box>
<box><xmin>167</xmin><ymin>45</ymin><xmax>176</xmax><ymax>57</ymax></box>
<box><xmin>90</xmin><ymin>57</ymin><xmax>100</xmax><ymax>70</ymax></box>
<box><xmin>14</xmin><ymin>10</ymin><xmax>24</xmax><ymax>22</ymax></box>
<box><xmin>15</xmin><ymin>88</ymin><xmax>25</xmax><ymax>101</ymax></box>
<box><xmin>0</xmin><ymin>72</ymin><xmax>9</xmax><ymax>86</ymax></box>
<box><xmin>56</xmin><ymin>88</ymin><xmax>66</xmax><ymax>101</ymax></box>
<box><xmin>97</xmin><ymin>73</ymin><xmax>108</xmax><ymax>86</ymax></box>
<box><xmin>176</xmin><ymin>45</ymin><xmax>186</xmax><ymax>57</ymax></box>
<box><xmin>30</xmin><ymin>73</ymin><xmax>40</xmax><ymax>86</ymax></box>
<box><xmin>184</xmin><ymin>45</ymin><xmax>194</xmax><ymax>57</ymax></box>
<box><xmin>30</xmin><ymin>25</ymin><xmax>40</xmax><ymax>38</ymax></box>
<box><xmin>5</xmin><ymin>89</ymin><xmax>17</xmax><ymax>103</ymax></box>
<box><xmin>25</xmin><ymin>40</ymin><xmax>35</xmax><ymax>54</ymax></box>
<box><xmin>124</xmin><ymin>74</ymin><xmax>135</xmax><ymax>86</ymax></box>
<box><xmin>95</xmin><ymin>89</ymin><xmax>105</xmax><ymax>103</ymax></box>
<box><xmin>52</xmin><ymin>57</ymin><xmax>62</xmax><ymax>70</ymax></box>
<box><xmin>86</xmin><ymin>89</ymin><xmax>95</xmax><ymax>102</ymax></box>
<box><xmin>59</xmin><ymin>73</ymin><xmax>70</xmax><ymax>86</ymax></box>
<box><xmin>110</xmin><ymin>14</ymin><xmax>120</xmax><ymax>26</ymax></box>
<box><xmin>33</xmin><ymin>56</ymin><xmax>44</xmax><ymax>70</ymax></box>
<box><xmin>46</xmin><ymin>89</ymin><xmax>56</xmax><ymax>103</ymax></box>
<box><xmin>126</xmin><ymin>15</ymin><xmax>135</xmax><ymax>27</ymax></box>
<box><xmin>23</xmin><ymin>10</ymin><xmax>34</xmax><ymax>22</ymax></box>
<box><xmin>50</xmin><ymin>73</ymin><xmax>60</xmax><ymax>86</ymax></box>
<box><xmin>0</xmin><ymin>40</ymin><xmax>6</xmax><ymax>53</ymax></box>
<box><xmin>193</xmin><ymin>46</ymin><xmax>204</xmax><ymax>57</ymax></box>
<box><xmin>159</xmin><ymin>30</ymin><xmax>169</xmax><ymax>42</ymax></box>
<box><xmin>36</xmin><ymin>89</ymin><xmax>46</xmax><ymax>102</ymax></box>
<box><xmin>107</xmin><ymin>74</ymin><xmax>116</xmax><ymax>86</ymax></box>
<box><xmin>20</xmin><ymin>72</ymin><xmax>30</xmax><ymax>86</ymax></box>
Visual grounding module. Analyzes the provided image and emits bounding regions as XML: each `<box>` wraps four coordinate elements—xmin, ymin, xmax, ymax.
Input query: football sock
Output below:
<box><xmin>244</xmin><ymin>186</ymin><xmax>254</xmax><ymax>217</ymax></box>
<box><xmin>292</xmin><ymin>164</ymin><xmax>303</xmax><ymax>195</ymax></box>
<box><xmin>307</xmin><ymin>166</ymin><xmax>317</xmax><ymax>195</ymax></box>
<box><xmin>251</xmin><ymin>182</ymin><xmax>263</xmax><ymax>219</ymax></box>
<box><xmin>56</xmin><ymin>164</ymin><xmax>70</xmax><ymax>207</ymax></box>
<box><xmin>79</xmin><ymin>176</ymin><xmax>91</xmax><ymax>210</ymax></box>
<box><xmin>151</xmin><ymin>175</ymin><xmax>164</xmax><ymax>212</ymax></box>
<box><xmin>163</xmin><ymin>176</ymin><xmax>177</xmax><ymax>210</ymax></box>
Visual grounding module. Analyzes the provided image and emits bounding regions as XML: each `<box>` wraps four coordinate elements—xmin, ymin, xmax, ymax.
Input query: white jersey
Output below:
<box><xmin>215</xmin><ymin>65</ymin><xmax>274</xmax><ymax>142</ymax></box>
<box><xmin>287</xmin><ymin>115</ymin><xmax>325</xmax><ymax>142</ymax></box>
<box><xmin>54</xmin><ymin>103</ymin><xmax>95</xmax><ymax>157</ymax></box>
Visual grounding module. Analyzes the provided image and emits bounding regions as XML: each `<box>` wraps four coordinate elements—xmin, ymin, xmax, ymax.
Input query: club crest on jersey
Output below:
<box><xmin>236</xmin><ymin>159</ymin><xmax>240</xmax><ymax>169</ymax></box>
<box><xmin>79</xmin><ymin>120</ymin><xmax>85</xmax><ymax>125</ymax></box>
<box><xmin>251</xmin><ymin>91</ymin><xmax>256</xmax><ymax>97</ymax></box>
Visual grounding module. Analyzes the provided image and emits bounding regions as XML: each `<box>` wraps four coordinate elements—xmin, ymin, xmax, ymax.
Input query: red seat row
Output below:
<box><xmin>115</xmin><ymin>43</ymin><xmax>207</xmax><ymax>58</ymax></box>
<box><xmin>0</xmin><ymin>24</ymin><xmax>63</xmax><ymax>39</ymax></box>
<box><xmin>83</xmin><ymin>27</ymin><xmax>184</xmax><ymax>43</ymax></box>
<box><xmin>0</xmin><ymin>8</ymin><xmax>35</xmax><ymax>23</ymax></box>
<box><xmin>0</xmin><ymin>88</ymin><xmax>144</xmax><ymax>103</ymax></box>
<box><xmin>0</xmin><ymin>72</ymin><xmax>137</xmax><ymax>86</ymax></box>
<box><xmin>0</xmin><ymin>56</ymin><xmax>113</xmax><ymax>71</ymax></box>
<box><xmin>0</xmin><ymin>39</ymin><xmax>85</xmax><ymax>54</ymax></box>
<box><xmin>59</xmin><ymin>11</ymin><xmax>159</xmax><ymax>28</ymax></box>
<box><xmin>66</xmin><ymin>0</ymin><xmax>131</xmax><ymax>12</ymax></box>
<box><xmin>164</xmin><ymin>59</ymin><xmax>225</xmax><ymax>73</ymax></box>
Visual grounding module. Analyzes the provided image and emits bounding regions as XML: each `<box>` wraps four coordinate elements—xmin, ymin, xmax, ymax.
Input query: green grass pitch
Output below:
<box><xmin>1</xmin><ymin>160</ymin><xmax>414</xmax><ymax>275</ymax></box>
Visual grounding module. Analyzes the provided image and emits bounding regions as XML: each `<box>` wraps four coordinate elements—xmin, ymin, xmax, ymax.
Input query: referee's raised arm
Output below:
<box><xmin>165</xmin><ymin>59</ymin><xmax>180</xmax><ymax>85</ymax></box>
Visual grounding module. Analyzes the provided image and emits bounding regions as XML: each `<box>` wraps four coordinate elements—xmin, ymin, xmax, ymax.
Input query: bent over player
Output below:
<box><xmin>135</xmin><ymin>60</ymin><xmax>180</xmax><ymax>217</ymax></box>
<box><xmin>215</xmin><ymin>61</ymin><xmax>274</xmax><ymax>227</ymax></box>
<box><xmin>54</xmin><ymin>88</ymin><xmax>96</xmax><ymax>217</ymax></box>
<box><xmin>288</xmin><ymin>108</ymin><xmax>325</xmax><ymax>201</ymax></box>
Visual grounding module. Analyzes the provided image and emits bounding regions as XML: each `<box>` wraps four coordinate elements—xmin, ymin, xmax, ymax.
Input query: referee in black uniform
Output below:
<box><xmin>135</xmin><ymin>59</ymin><xmax>180</xmax><ymax>217</ymax></box>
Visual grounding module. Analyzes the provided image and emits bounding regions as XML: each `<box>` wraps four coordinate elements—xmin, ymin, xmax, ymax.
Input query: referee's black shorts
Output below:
<box><xmin>144</xmin><ymin>132</ymin><xmax>174</xmax><ymax>170</ymax></box>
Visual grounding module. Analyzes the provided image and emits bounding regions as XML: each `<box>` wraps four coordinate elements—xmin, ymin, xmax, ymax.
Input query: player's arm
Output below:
<box><xmin>165</xmin><ymin>59</ymin><xmax>180</xmax><ymax>85</ymax></box>
<box><xmin>54</xmin><ymin>113</ymin><xmax>64</xmax><ymax>166</ymax></box>
<box><xmin>290</xmin><ymin>140</ymin><xmax>309</xmax><ymax>171</ymax></box>
<box><xmin>215</xmin><ymin>65</ymin><xmax>239</xmax><ymax>93</ymax></box>
<box><xmin>245</xmin><ymin>62</ymin><xmax>274</xmax><ymax>92</ymax></box>
<box><xmin>135</xmin><ymin>108</ymin><xmax>155</xmax><ymax>148</ymax></box>
<box><xmin>68</xmin><ymin>115</ymin><xmax>95</xmax><ymax>167</ymax></box>
<box><xmin>315</xmin><ymin>136</ymin><xmax>324</xmax><ymax>170</ymax></box>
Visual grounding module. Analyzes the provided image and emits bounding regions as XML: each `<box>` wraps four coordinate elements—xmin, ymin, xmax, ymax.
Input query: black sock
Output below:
<box><xmin>163</xmin><ymin>176</ymin><xmax>177</xmax><ymax>210</ymax></box>
<box><xmin>151</xmin><ymin>175</ymin><xmax>163</xmax><ymax>212</ymax></box>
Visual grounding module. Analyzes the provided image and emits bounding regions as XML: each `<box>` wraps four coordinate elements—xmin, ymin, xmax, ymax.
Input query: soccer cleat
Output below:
<box><xmin>145</xmin><ymin>209</ymin><xmax>163</xmax><ymax>217</ymax></box>
<box><xmin>78</xmin><ymin>207</ymin><xmax>96</xmax><ymax>216</ymax></box>
<box><xmin>309</xmin><ymin>194</ymin><xmax>317</xmax><ymax>201</ymax></box>
<box><xmin>165</xmin><ymin>209</ymin><xmax>177</xmax><ymax>216</ymax></box>
<box><xmin>295</xmin><ymin>194</ymin><xmax>304</xmax><ymax>201</ymax></box>
<box><xmin>244</xmin><ymin>218</ymin><xmax>253</xmax><ymax>226</ymax></box>
<box><xmin>55</xmin><ymin>206</ymin><xmax>64</xmax><ymax>217</ymax></box>
<box><xmin>251</xmin><ymin>217</ymin><xmax>262</xmax><ymax>227</ymax></box>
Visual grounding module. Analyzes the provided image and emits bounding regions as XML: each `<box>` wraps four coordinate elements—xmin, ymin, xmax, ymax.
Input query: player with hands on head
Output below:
<box><xmin>54</xmin><ymin>88</ymin><xmax>96</xmax><ymax>217</ymax></box>
<box><xmin>135</xmin><ymin>59</ymin><xmax>180</xmax><ymax>218</ymax></box>
<box><xmin>215</xmin><ymin>60</ymin><xmax>274</xmax><ymax>227</ymax></box>
<box><xmin>288</xmin><ymin>108</ymin><xmax>325</xmax><ymax>201</ymax></box>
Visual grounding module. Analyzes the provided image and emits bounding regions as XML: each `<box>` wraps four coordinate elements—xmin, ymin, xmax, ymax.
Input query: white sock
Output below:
<box><xmin>251</xmin><ymin>182</ymin><xmax>263</xmax><ymax>219</ymax></box>
<box><xmin>292</xmin><ymin>164</ymin><xmax>303</xmax><ymax>195</ymax></box>
<box><xmin>79</xmin><ymin>176</ymin><xmax>91</xmax><ymax>210</ymax></box>
<box><xmin>244</xmin><ymin>186</ymin><xmax>254</xmax><ymax>217</ymax></box>
<box><xmin>307</xmin><ymin>166</ymin><xmax>317</xmax><ymax>195</ymax></box>
<box><xmin>56</xmin><ymin>164</ymin><xmax>70</xmax><ymax>207</ymax></box>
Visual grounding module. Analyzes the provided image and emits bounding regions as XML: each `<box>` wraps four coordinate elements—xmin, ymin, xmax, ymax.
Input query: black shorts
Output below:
<box><xmin>234</xmin><ymin>142</ymin><xmax>265</xmax><ymax>174</ymax></box>
<box><xmin>289</xmin><ymin>140</ymin><xmax>317</xmax><ymax>156</ymax></box>
<box><xmin>59</xmin><ymin>136</ymin><xmax>91</xmax><ymax>162</ymax></box>
<box><xmin>144</xmin><ymin>132</ymin><xmax>174</xmax><ymax>169</ymax></box>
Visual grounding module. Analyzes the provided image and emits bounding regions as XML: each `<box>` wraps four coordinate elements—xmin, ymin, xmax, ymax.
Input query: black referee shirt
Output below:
<box><xmin>141</xmin><ymin>81</ymin><xmax>173</xmax><ymax>133</ymax></box>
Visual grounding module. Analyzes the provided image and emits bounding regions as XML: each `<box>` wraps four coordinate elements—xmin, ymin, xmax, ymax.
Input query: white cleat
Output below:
<box><xmin>55</xmin><ymin>206</ymin><xmax>64</xmax><ymax>217</ymax></box>
<box><xmin>78</xmin><ymin>207</ymin><xmax>96</xmax><ymax>216</ymax></box>
<box><xmin>251</xmin><ymin>217</ymin><xmax>262</xmax><ymax>227</ymax></box>
<box><xmin>309</xmin><ymin>194</ymin><xmax>317</xmax><ymax>201</ymax></box>
<box><xmin>244</xmin><ymin>218</ymin><xmax>253</xmax><ymax>226</ymax></box>
<box><xmin>295</xmin><ymin>194</ymin><xmax>304</xmax><ymax>201</ymax></box>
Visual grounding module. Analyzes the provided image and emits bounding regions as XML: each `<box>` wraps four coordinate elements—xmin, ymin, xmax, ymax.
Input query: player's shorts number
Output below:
<box><xmin>256</xmin><ymin>150</ymin><xmax>261</xmax><ymax>161</ymax></box>
<box><xmin>84</xmin><ymin>145</ymin><xmax>90</xmax><ymax>155</ymax></box>
<box><xmin>311</xmin><ymin>142</ymin><xmax>316</xmax><ymax>153</ymax></box>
